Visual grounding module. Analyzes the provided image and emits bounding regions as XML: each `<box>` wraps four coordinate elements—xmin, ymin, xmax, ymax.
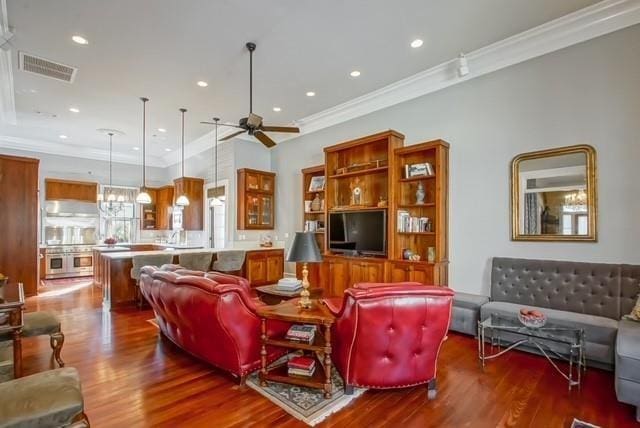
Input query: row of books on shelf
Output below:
<box><xmin>397</xmin><ymin>210</ymin><xmax>433</xmax><ymax>233</ymax></box>
<box><xmin>285</xmin><ymin>324</ymin><xmax>316</xmax><ymax>344</ymax></box>
<box><xmin>287</xmin><ymin>355</ymin><xmax>316</xmax><ymax>377</ymax></box>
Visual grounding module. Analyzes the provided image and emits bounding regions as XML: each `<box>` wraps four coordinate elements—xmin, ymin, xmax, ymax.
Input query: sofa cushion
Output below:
<box><xmin>0</xmin><ymin>368</ymin><xmax>83</xmax><ymax>428</ymax></box>
<box><xmin>481</xmin><ymin>301</ymin><xmax>618</xmax><ymax>365</ymax></box>
<box><xmin>453</xmin><ymin>292</ymin><xmax>489</xmax><ymax>310</ymax></box>
<box><xmin>616</xmin><ymin>319</ymin><xmax>640</xmax><ymax>384</ymax></box>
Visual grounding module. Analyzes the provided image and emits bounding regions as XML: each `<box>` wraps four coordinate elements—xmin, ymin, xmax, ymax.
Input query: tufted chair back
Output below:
<box><xmin>139</xmin><ymin>266</ymin><xmax>288</xmax><ymax>379</ymax></box>
<box><xmin>491</xmin><ymin>258</ymin><xmax>640</xmax><ymax>320</ymax></box>
<box><xmin>324</xmin><ymin>283</ymin><xmax>454</xmax><ymax>391</ymax></box>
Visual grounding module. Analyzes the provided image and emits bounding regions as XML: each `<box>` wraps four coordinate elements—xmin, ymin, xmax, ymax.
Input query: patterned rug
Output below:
<box><xmin>571</xmin><ymin>419</ymin><xmax>600</xmax><ymax>428</ymax></box>
<box><xmin>246</xmin><ymin>359</ymin><xmax>366</xmax><ymax>426</ymax></box>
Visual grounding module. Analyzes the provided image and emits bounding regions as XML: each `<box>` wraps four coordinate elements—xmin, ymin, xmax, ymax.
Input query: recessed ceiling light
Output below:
<box><xmin>165</xmin><ymin>148</ymin><xmax>172</xmax><ymax>152</ymax></box>
<box><xmin>410</xmin><ymin>39</ymin><xmax>423</xmax><ymax>48</ymax></box>
<box><xmin>69</xmin><ymin>107</ymin><xmax>80</xmax><ymax>113</ymax></box>
<box><xmin>350</xmin><ymin>70</ymin><xmax>361</xmax><ymax>77</ymax></box>
<box><xmin>72</xmin><ymin>35</ymin><xmax>89</xmax><ymax>45</ymax></box>
<box><xmin>158</xmin><ymin>128</ymin><xmax>167</xmax><ymax>133</ymax></box>
<box><xmin>306</xmin><ymin>91</ymin><xmax>316</xmax><ymax>97</ymax></box>
<box><xmin>197</xmin><ymin>81</ymin><xmax>208</xmax><ymax>87</ymax></box>
<box><xmin>132</xmin><ymin>147</ymin><xmax>140</xmax><ymax>151</ymax></box>
<box><xmin>59</xmin><ymin>135</ymin><xmax>68</xmax><ymax>139</ymax></box>
<box><xmin>273</xmin><ymin>107</ymin><xmax>281</xmax><ymax>112</ymax></box>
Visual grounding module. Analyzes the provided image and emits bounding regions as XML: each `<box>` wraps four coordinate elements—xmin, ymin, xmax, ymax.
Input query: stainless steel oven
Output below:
<box><xmin>45</xmin><ymin>253</ymin><xmax>67</xmax><ymax>278</ymax></box>
<box><xmin>69</xmin><ymin>253</ymin><xmax>93</xmax><ymax>275</ymax></box>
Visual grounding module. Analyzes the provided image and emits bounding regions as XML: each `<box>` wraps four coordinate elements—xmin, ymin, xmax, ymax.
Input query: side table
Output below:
<box><xmin>256</xmin><ymin>299</ymin><xmax>335</xmax><ymax>398</ymax></box>
<box><xmin>0</xmin><ymin>282</ymin><xmax>25</xmax><ymax>378</ymax></box>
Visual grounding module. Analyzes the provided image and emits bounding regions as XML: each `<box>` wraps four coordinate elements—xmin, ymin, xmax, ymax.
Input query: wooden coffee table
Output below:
<box><xmin>255</xmin><ymin>284</ymin><xmax>323</xmax><ymax>305</ymax></box>
<box><xmin>0</xmin><ymin>282</ymin><xmax>25</xmax><ymax>378</ymax></box>
<box><xmin>256</xmin><ymin>299</ymin><xmax>335</xmax><ymax>398</ymax></box>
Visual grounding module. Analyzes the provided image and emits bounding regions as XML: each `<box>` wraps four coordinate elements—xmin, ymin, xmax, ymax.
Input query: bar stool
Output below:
<box><xmin>178</xmin><ymin>251</ymin><xmax>214</xmax><ymax>272</ymax></box>
<box><xmin>131</xmin><ymin>254</ymin><xmax>174</xmax><ymax>308</ymax></box>
<box><xmin>212</xmin><ymin>250</ymin><xmax>246</xmax><ymax>276</ymax></box>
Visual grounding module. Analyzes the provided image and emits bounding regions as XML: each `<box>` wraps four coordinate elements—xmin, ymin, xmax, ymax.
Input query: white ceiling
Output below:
<box><xmin>0</xmin><ymin>0</ymin><xmax>599</xmax><ymax>166</ymax></box>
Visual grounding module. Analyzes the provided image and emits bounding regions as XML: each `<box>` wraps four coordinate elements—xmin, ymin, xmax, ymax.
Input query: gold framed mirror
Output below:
<box><xmin>511</xmin><ymin>145</ymin><xmax>597</xmax><ymax>241</ymax></box>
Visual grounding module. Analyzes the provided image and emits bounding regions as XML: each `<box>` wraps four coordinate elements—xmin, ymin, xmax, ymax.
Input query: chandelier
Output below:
<box><xmin>97</xmin><ymin>129</ymin><xmax>127</xmax><ymax>215</ymax></box>
<box><xmin>564</xmin><ymin>189</ymin><xmax>587</xmax><ymax>210</ymax></box>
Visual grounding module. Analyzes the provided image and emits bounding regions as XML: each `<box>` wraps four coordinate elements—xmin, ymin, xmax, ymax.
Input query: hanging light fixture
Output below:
<box><xmin>175</xmin><ymin>107</ymin><xmax>190</xmax><ymax>206</ymax></box>
<box><xmin>210</xmin><ymin>118</ymin><xmax>223</xmax><ymax>207</ymax></box>
<box><xmin>564</xmin><ymin>188</ymin><xmax>587</xmax><ymax>210</ymax></box>
<box><xmin>106</xmin><ymin>132</ymin><xmax>116</xmax><ymax>202</ymax></box>
<box><xmin>97</xmin><ymin>128</ymin><xmax>127</xmax><ymax>214</ymax></box>
<box><xmin>136</xmin><ymin>97</ymin><xmax>152</xmax><ymax>204</ymax></box>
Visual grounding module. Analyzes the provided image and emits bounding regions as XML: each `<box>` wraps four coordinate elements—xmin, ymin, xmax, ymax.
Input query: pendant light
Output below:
<box><xmin>175</xmin><ymin>107</ymin><xmax>190</xmax><ymax>206</ymax></box>
<box><xmin>106</xmin><ymin>132</ymin><xmax>116</xmax><ymax>202</ymax></box>
<box><xmin>210</xmin><ymin>117</ymin><xmax>223</xmax><ymax>207</ymax></box>
<box><xmin>136</xmin><ymin>97</ymin><xmax>152</xmax><ymax>204</ymax></box>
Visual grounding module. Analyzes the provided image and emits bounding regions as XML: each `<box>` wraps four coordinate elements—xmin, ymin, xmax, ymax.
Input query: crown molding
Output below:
<box><xmin>0</xmin><ymin>135</ymin><xmax>167</xmax><ymax>167</ymax></box>
<box><xmin>0</xmin><ymin>0</ymin><xmax>16</xmax><ymax>125</ymax></box>
<box><xmin>289</xmin><ymin>0</ymin><xmax>640</xmax><ymax>137</ymax></box>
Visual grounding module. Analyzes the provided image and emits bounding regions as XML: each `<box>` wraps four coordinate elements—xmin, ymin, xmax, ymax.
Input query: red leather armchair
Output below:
<box><xmin>139</xmin><ymin>266</ymin><xmax>289</xmax><ymax>383</ymax></box>
<box><xmin>323</xmin><ymin>283</ymin><xmax>454</xmax><ymax>397</ymax></box>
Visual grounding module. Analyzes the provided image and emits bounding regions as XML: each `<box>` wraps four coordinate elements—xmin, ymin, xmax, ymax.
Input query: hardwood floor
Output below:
<box><xmin>20</xmin><ymin>279</ymin><xmax>638</xmax><ymax>427</ymax></box>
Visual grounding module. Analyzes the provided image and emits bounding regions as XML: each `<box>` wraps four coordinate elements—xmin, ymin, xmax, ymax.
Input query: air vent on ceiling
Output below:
<box><xmin>18</xmin><ymin>51</ymin><xmax>77</xmax><ymax>83</ymax></box>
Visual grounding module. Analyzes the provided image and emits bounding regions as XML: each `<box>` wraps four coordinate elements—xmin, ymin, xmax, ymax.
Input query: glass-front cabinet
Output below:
<box><xmin>238</xmin><ymin>169</ymin><xmax>275</xmax><ymax>229</ymax></box>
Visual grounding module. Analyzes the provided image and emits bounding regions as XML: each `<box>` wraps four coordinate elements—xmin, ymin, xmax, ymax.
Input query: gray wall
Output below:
<box><xmin>271</xmin><ymin>25</ymin><xmax>640</xmax><ymax>295</ymax></box>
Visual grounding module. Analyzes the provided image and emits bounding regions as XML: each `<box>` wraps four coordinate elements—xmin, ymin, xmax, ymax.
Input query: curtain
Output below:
<box><xmin>524</xmin><ymin>193</ymin><xmax>539</xmax><ymax>234</ymax></box>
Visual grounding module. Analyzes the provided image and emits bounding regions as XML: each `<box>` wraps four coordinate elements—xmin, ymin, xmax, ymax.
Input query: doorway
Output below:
<box><xmin>205</xmin><ymin>181</ymin><xmax>228</xmax><ymax>249</ymax></box>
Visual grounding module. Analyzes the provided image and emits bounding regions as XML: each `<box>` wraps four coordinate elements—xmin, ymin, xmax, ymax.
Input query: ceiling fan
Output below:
<box><xmin>200</xmin><ymin>42</ymin><xmax>300</xmax><ymax>148</ymax></box>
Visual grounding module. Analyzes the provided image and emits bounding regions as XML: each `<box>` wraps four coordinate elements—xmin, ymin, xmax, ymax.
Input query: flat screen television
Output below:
<box><xmin>329</xmin><ymin>210</ymin><xmax>387</xmax><ymax>256</ymax></box>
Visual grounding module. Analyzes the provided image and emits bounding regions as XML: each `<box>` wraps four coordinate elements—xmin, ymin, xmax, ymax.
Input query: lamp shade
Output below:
<box><xmin>287</xmin><ymin>232</ymin><xmax>322</xmax><ymax>263</ymax></box>
<box><xmin>175</xmin><ymin>194</ymin><xmax>190</xmax><ymax>206</ymax></box>
<box><xmin>136</xmin><ymin>190</ymin><xmax>152</xmax><ymax>204</ymax></box>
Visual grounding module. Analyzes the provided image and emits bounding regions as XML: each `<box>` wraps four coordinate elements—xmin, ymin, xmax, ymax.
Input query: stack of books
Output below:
<box><xmin>285</xmin><ymin>324</ymin><xmax>316</xmax><ymax>344</ymax></box>
<box><xmin>397</xmin><ymin>211</ymin><xmax>432</xmax><ymax>233</ymax></box>
<box><xmin>287</xmin><ymin>356</ymin><xmax>316</xmax><ymax>377</ymax></box>
<box><xmin>275</xmin><ymin>278</ymin><xmax>302</xmax><ymax>292</ymax></box>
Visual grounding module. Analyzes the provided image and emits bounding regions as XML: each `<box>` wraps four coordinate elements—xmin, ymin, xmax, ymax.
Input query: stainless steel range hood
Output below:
<box><xmin>45</xmin><ymin>201</ymin><xmax>99</xmax><ymax>218</ymax></box>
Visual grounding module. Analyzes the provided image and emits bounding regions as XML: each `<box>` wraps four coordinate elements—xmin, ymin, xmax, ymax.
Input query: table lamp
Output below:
<box><xmin>287</xmin><ymin>232</ymin><xmax>323</xmax><ymax>309</ymax></box>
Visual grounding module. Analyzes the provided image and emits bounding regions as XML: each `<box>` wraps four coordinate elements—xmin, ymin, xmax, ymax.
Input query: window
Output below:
<box><xmin>100</xmin><ymin>202</ymin><xmax>136</xmax><ymax>243</ymax></box>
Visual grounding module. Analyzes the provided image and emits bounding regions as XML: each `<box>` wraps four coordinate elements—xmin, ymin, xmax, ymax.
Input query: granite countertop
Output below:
<box><xmin>101</xmin><ymin>246</ymin><xmax>284</xmax><ymax>260</ymax></box>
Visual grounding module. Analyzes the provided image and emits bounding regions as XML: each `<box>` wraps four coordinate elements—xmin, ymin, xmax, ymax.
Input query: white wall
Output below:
<box><xmin>271</xmin><ymin>25</ymin><xmax>640</xmax><ymax>295</ymax></box>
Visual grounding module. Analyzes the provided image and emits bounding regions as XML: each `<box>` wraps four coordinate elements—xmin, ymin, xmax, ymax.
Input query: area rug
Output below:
<box><xmin>146</xmin><ymin>318</ymin><xmax>159</xmax><ymax>328</ymax></box>
<box><xmin>246</xmin><ymin>362</ymin><xmax>365</xmax><ymax>426</ymax></box>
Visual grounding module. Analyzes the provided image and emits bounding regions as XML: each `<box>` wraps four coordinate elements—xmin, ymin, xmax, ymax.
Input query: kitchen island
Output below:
<box><xmin>95</xmin><ymin>246</ymin><xmax>284</xmax><ymax>311</ymax></box>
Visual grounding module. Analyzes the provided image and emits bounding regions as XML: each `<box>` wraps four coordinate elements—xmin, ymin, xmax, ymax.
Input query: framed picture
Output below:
<box><xmin>406</xmin><ymin>162</ymin><xmax>434</xmax><ymax>178</ymax></box>
<box><xmin>308</xmin><ymin>176</ymin><xmax>326</xmax><ymax>192</ymax></box>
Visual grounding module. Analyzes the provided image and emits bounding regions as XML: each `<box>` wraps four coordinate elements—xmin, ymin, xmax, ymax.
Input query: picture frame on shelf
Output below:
<box><xmin>308</xmin><ymin>176</ymin><xmax>326</xmax><ymax>192</ymax></box>
<box><xmin>405</xmin><ymin>162</ymin><xmax>434</xmax><ymax>178</ymax></box>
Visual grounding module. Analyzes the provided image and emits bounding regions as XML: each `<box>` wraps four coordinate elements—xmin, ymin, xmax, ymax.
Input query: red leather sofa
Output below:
<box><xmin>323</xmin><ymin>283</ymin><xmax>454</xmax><ymax>396</ymax></box>
<box><xmin>139</xmin><ymin>266</ymin><xmax>289</xmax><ymax>383</ymax></box>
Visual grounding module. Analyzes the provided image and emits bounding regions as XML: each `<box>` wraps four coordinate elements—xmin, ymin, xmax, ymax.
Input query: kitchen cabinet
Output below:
<box><xmin>245</xmin><ymin>249</ymin><xmax>284</xmax><ymax>286</ymax></box>
<box><xmin>155</xmin><ymin>186</ymin><xmax>174</xmax><ymax>230</ymax></box>
<box><xmin>0</xmin><ymin>155</ymin><xmax>39</xmax><ymax>296</ymax></box>
<box><xmin>237</xmin><ymin>169</ymin><xmax>275</xmax><ymax>230</ymax></box>
<box><xmin>45</xmin><ymin>178</ymin><xmax>97</xmax><ymax>202</ymax></box>
<box><xmin>173</xmin><ymin>177</ymin><xmax>204</xmax><ymax>230</ymax></box>
<box><xmin>387</xmin><ymin>261</ymin><xmax>434</xmax><ymax>284</ymax></box>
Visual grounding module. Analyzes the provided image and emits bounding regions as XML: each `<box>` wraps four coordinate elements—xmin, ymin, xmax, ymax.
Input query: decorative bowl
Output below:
<box><xmin>518</xmin><ymin>309</ymin><xmax>547</xmax><ymax>328</ymax></box>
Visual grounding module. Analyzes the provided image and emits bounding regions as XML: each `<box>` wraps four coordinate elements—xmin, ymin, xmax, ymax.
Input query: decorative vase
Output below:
<box><xmin>311</xmin><ymin>194</ymin><xmax>322</xmax><ymax>211</ymax></box>
<box><xmin>416</xmin><ymin>182</ymin><xmax>425</xmax><ymax>205</ymax></box>
<box><xmin>403</xmin><ymin>249</ymin><xmax>413</xmax><ymax>260</ymax></box>
<box><xmin>427</xmin><ymin>247</ymin><xmax>436</xmax><ymax>263</ymax></box>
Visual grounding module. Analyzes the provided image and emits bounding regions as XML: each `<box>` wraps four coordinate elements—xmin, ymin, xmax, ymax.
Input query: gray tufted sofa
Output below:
<box><xmin>480</xmin><ymin>257</ymin><xmax>640</xmax><ymax>420</ymax></box>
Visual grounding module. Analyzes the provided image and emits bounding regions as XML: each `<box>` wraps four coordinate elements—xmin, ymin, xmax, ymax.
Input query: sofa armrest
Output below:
<box><xmin>322</xmin><ymin>297</ymin><xmax>344</xmax><ymax>316</ymax></box>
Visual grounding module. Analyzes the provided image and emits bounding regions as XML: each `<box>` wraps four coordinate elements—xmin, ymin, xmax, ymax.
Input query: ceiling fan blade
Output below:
<box><xmin>261</xmin><ymin>125</ymin><xmax>300</xmax><ymax>133</ymax></box>
<box><xmin>219</xmin><ymin>130</ymin><xmax>247</xmax><ymax>141</ymax></box>
<box><xmin>254</xmin><ymin>131</ymin><xmax>277</xmax><ymax>148</ymax></box>
<box><xmin>200</xmin><ymin>121</ymin><xmax>244</xmax><ymax>129</ymax></box>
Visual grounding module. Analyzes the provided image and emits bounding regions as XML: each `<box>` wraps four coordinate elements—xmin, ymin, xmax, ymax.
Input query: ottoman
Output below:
<box><xmin>451</xmin><ymin>292</ymin><xmax>490</xmax><ymax>336</ymax></box>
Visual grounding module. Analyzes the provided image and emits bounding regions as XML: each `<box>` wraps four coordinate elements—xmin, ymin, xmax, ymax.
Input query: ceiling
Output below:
<box><xmin>0</xmin><ymin>0</ymin><xmax>599</xmax><ymax>166</ymax></box>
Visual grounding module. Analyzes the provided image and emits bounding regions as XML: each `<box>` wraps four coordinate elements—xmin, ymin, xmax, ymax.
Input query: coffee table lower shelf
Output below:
<box><xmin>260</xmin><ymin>359</ymin><xmax>328</xmax><ymax>391</ymax></box>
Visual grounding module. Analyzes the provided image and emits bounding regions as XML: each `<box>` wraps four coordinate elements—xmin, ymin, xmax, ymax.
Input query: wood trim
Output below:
<box><xmin>323</xmin><ymin>130</ymin><xmax>405</xmax><ymax>153</ymax></box>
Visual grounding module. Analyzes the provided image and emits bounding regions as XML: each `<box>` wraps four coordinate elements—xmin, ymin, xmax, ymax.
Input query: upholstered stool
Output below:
<box><xmin>450</xmin><ymin>292</ymin><xmax>490</xmax><ymax>336</ymax></box>
<box><xmin>131</xmin><ymin>254</ymin><xmax>174</xmax><ymax>308</ymax></box>
<box><xmin>0</xmin><ymin>367</ymin><xmax>88</xmax><ymax>428</ymax></box>
<box><xmin>1</xmin><ymin>311</ymin><xmax>65</xmax><ymax>368</ymax></box>
<box><xmin>212</xmin><ymin>250</ymin><xmax>246</xmax><ymax>276</ymax></box>
<box><xmin>178</xmin><ymin>252</ymin><xmax>213</xmax><ymax>272</ymax></box>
